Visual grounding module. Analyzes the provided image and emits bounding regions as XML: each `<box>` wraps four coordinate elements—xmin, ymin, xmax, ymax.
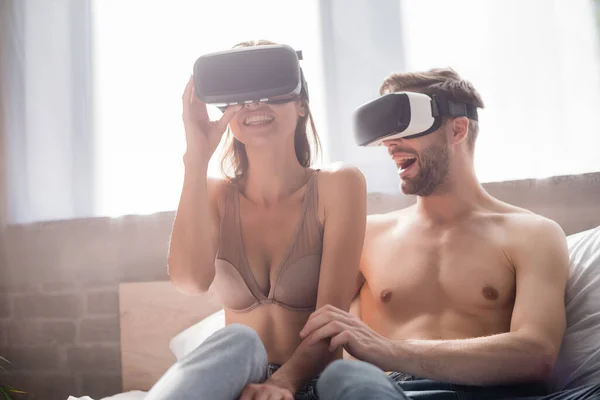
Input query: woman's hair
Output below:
<box><xmin>219</xmin><ymin>40</ymin><xmax>321</xmax><ymax>182</ymax></box>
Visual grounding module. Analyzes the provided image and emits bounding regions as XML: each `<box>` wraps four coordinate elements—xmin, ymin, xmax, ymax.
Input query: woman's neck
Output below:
<box><xmin>242</xmin><ymin>146</ymin><xmax>309</xmax><ymax>206</ymax></box>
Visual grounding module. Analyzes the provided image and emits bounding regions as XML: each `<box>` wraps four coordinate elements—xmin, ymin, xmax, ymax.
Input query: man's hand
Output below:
<box><xmin>299</xmin><ymin>304</ymin><xmax>393</xmax><ymax>365</ymax></box>
<box><xmin>239</xmin><ymin>382</ymin><xmax>294</xmax><ymax>400</ymax></box>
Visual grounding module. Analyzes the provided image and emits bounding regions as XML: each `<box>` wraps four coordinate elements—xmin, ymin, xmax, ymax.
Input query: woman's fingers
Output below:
<box><xmin>190</xmin><ymin>81</ymin><xmax>210</xmax><ymax>122</ymax></box>
<box><xmin>215</xmin><ymin>104</ymin><xmax>243</xmax><ymax>133</ymax></box>
<box><xmin>182</xmin><ymin>76</ymin><xmax>193</xmax><ymax>111</ymax></box>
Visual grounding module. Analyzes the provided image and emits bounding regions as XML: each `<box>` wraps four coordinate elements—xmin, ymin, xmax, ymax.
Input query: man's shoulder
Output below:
<box><xmin>489</xmin><ymin>200</ymin><xmax>564</xmax><ymax>238</ymax></box>
<box><xmin>507</xmin><ymin>211</ymin><xmax>566</xmax><ymax>252</ymax></box>
<box><xmin>489</xmin><ymin>201</ymin><xmax>568</xmax><ymax>272</ymax></box>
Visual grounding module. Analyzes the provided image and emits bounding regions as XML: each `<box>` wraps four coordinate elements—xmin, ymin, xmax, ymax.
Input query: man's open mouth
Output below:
<box><xmin>397</xmin><ymin>156</ymin><xmax>417</xmax><ymax>171</ymax></box>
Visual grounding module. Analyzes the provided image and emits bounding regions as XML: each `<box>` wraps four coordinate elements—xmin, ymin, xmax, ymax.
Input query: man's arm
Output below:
<box><xmin>344</xmin><ymin>273</ymin><xmax>365</xmax><ymax>361</ymax></box>
<box><xmin>301</xmin><ymin>217</ymin><xmax>570</xmax><ymax>386</ymax></box>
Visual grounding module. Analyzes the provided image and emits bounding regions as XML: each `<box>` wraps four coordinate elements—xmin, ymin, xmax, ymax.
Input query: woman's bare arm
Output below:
<box><xmin>168</xmin><ymin>166</ymin><xmax>224</xmax><ymax>294</ymax></box>
<box><xmin>168</xmin><ymin>77</ymin><xmax>240</xmax><ymax>294</ymax></box>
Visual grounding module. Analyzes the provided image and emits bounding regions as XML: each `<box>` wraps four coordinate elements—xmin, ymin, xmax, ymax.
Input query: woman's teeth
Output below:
<box><xmin>244</xmin><ymin>114</ymin><xmax>274</xmax><ymax>126</ymax></box>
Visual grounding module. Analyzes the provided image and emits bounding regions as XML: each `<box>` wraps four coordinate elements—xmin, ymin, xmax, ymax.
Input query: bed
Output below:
<box><xmin>69</xmin><ymin>172</ymin><xmax>600</xmax><ymax>399</ymax></box>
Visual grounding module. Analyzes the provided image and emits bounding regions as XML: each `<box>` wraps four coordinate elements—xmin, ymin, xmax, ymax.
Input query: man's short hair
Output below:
<box><xmin>379</xmin><ymin>68</ymin><xmax>485</xmax><ymax>151</ymax></box>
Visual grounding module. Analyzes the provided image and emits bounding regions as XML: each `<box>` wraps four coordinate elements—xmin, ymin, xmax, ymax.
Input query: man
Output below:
<box><xmin>298</xmin><ymin>68</ymin><xmax>592</xmax><ymax>399</ymax></box>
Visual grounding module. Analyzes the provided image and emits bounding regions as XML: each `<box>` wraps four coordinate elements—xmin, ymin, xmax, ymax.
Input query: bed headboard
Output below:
<box><xmin>119</xmin><ymin>172</ymin><xmax>600</xmax><ymax>391</ymax></box>
<box><xmin>119</xmin><ymin>282</ymin><xmax>222</xmax><ymax>391</ymax></box>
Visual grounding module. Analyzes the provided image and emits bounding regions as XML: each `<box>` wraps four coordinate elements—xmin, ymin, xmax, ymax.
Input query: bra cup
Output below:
<box><xmin>273</xmin><ymin>254</ymin><xmax>322</xmax><ymax>309</ymax></box>
<box><xmin>213</xmin><ymin>171</ymin><xmax>324</xmax><ymax>313</ymax></box>
<box><xmin>213</xmin><ymin>259</ymin><xmax>259</xmax><ymax>311</ymax></box>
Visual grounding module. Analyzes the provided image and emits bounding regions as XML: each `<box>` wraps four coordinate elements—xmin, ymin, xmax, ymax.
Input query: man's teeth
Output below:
<box><xmin>244</xmin><ymin>114</ymin><xmax>274</xmax><ymax>125</ymax></box>
<box><xmin>397</xmin><ymin>157</ymin><xmax>416</xmax><ymax>173</ymax></box>
<box><xmin>398</xmin><ymin>157</ymin><xmax>416</xmax><ymax>163</ymax></box>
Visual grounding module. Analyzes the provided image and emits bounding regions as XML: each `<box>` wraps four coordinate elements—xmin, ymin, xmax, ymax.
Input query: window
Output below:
<box><xmin>92</xmin><ymin>0</ymin><xmax>324</xmax><ymax>217</ymax></box>
<box><xmin>398</xmin><ymin>0</ymin><xmax>600</xmax><ymax>184</ymax></box>
<box><xmin>2</xmin><ymin>0</ymin><xmax>599</xmax><ymax>223</ymax></box>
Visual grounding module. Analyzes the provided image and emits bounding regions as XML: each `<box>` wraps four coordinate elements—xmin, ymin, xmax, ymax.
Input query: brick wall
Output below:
<box><xmin>0</xmin><ymin>212</ymin><xmax>176</xmax><ymax>400</ymax></box>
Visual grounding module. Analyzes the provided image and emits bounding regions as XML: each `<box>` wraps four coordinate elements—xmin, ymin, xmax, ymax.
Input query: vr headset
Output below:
<box><xmin>353</xmin><ymin>91</ymin><xmax>479</xmax><ymax>147</ymax></box>
<box><xmin>193</xmin><ymin>44</ymin><xmax>309</xmax><ymax>110</ymax></box>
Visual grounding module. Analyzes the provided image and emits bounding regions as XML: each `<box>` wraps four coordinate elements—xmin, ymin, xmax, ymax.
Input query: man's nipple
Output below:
<box><xmin>380</xmin><ymin>289</ymin><xmax>393</xmax><ymax>303</ymax></box>
<box><xmin>482</xmin><ymin>285</ymin><xmax>499</xmax><ymax>301</ymax></box>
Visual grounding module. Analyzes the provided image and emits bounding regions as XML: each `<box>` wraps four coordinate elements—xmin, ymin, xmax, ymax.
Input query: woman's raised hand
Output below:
<box><xmin>181</xmin><ymin>76</ymin><xmax>242</xmax><ymax>165</ymax></box>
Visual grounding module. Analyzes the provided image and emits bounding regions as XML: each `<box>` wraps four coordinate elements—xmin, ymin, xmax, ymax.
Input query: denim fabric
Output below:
<box><xmin>316</xmin><ymin>360</ymin><xmax>600</xmax><ymax>400</ymax></box>
<box><xmin>145</xmin><ymin>324</ymin><xmax>268</xmax><ymax>400</ymax></box>
<box><xmin>268</xmin><ymin>363</ymin><xmax>320</xmax><ymax>400</ymax></box>
<box><xmin>392</xmin><ymin>378</ymin><xmax>546</xmax><ymax>400</ymax></box>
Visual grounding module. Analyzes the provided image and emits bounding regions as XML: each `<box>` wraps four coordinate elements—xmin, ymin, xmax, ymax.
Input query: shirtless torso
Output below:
<box><xmin>356</xmin><ymin>197</ymin><xmax>567</xmax><ymax>349</ymax></box>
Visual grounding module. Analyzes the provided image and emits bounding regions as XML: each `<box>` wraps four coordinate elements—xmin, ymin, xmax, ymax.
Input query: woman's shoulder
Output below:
<box><xmin>207</xmin><ymin>176</ymin><xmax>236</xmax><ymax>215</ymax></box>
<box><xmin>316</xmin><ymin>162</ymin><xmax>365</xmax><ymax>183</ymax></box>
<box><xmin>207</xmin><ymin>175</ymin><xmax>233</xmax><ymax>195</ymax></box>
<box><xmin>315</xmin><ymin>162</ymin><xmax>366</xmax><ymax>199</ymax></box>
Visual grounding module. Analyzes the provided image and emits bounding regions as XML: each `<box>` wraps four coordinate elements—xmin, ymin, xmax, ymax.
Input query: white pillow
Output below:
<box><xmin>169</xmin><ymin>309</ymin><xmax>226</xmax><ymax>361</ymax></box>
<box><xmin>550</xmin><ymin>225</ymin><xmax>600</xmax><ymax>391</ymax></box>
<box><xmin>67</xmin><ymin>391</ymin><xmax>147</xmax><ymax>400</ymax></box>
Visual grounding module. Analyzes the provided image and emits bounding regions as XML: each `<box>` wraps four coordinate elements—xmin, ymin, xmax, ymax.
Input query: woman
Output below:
<box><xmin>145</xmin><ymin>40</ymin><xmax>367</xmax><ymax>400</ymax></box>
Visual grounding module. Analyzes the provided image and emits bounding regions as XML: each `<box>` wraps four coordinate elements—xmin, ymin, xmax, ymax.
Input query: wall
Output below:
<box><xmin>0</xmin><ymin>172</ymin><xmax>600</xmax><ymax>400</ymax></box>
<box><xmin>0</xmin><ymin>212</ymin><xmax>174</xmax><ymax>399</ymax></box>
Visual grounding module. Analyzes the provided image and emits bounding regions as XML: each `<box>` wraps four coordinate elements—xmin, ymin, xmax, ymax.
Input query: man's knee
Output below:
<box><xmin>318</xmin><ymin>360</ymin><xmax>387</xmax><ymax>398</ymax></box>
<box><xmin>321</xmin><ymin>359</ymin><xmax>383</xmax><ymax>381</ymax></box>
<box><xmin>320</xmin><ymin>360</ymin><xmax>356</xmax><ymax>383</ymax></box>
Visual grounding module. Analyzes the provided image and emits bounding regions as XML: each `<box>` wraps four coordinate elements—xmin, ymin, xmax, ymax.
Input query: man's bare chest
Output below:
<box><xmin>362</xmin><ymin>223</ymin><xmax>517</xmax><ymax>313</ymax></box>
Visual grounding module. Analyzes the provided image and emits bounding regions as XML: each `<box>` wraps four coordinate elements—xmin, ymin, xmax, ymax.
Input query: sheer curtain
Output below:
<box><xmin>0</xmin><ymin>0</ymin><xmax>95</xmax><ymax>224</ymax></box>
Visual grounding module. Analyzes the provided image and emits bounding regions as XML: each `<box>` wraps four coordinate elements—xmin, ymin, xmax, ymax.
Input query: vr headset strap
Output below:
<box><xmin>432</xmin><ymin>94</ymin><xmax>478</xmax><ymax>121</ymax></box>
<box><xmin>296</xmin><ymin>50</ymin><xmax>309</xmax><ymax>101</ymax></box>
<box><xmin>399</xmin><ymin>94</ymin><xmax>478</xmax><ymax>140</ymax></box>
<box><xmin>300</xmin><ymin>68</ymin><xmax>309</xmax><ymax>102</ymax></box>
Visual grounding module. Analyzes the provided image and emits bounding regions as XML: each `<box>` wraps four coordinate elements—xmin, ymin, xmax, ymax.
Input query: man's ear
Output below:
<box><xmin>450</xmin><ymin>117</ymin><xmax>469</xmax><ymax>145</ymax></box>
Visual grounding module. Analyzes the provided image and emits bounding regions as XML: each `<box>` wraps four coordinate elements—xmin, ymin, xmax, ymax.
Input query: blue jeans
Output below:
<box><xmin>145</xmin><ymin>324</ymin><xmax>320</xmax><ymax>400</ymax></box>
<box><xmin>316</xmin><ymin>360</ymin><xmax>600</xmax><ymax>400</ymax></box>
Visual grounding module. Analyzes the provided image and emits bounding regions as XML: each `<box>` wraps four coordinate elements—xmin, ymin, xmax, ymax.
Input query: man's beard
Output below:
<box><xmin>400</xmin><ymin>141</ymin><xmax>450</xmax><ymax>196</ymax></box>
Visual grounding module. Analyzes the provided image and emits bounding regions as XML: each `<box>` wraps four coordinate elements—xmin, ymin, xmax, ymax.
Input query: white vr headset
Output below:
<box><xmin>353</xmin><ymin>91</ymin><xmax>480</xmax><ymax>147</ymax></box>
